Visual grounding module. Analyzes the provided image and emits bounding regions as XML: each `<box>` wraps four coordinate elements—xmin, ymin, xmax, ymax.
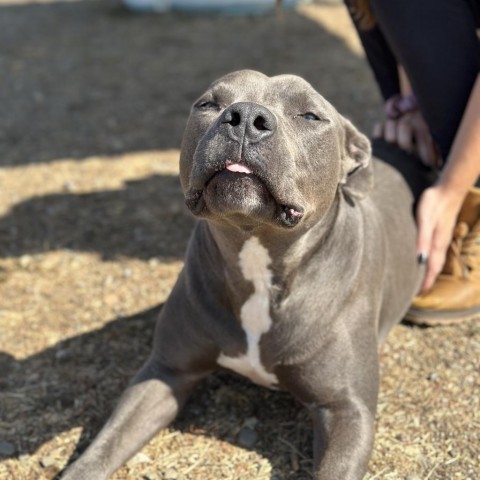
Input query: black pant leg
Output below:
<box><xmin>370</xmin><ymin>0</ymin><xmax>480</xmax><ymax>160</ymax></box>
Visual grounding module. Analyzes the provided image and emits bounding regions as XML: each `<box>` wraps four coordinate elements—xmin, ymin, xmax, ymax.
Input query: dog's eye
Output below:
<box><xmin>196</xmin><ymin>100</ymin><xmax>221</xmax><ymax>110</ymax></box>
<box><xmin>293</xmin><ymin>112</ymin><xmax>321</xmax><ymax>122</ymax></box>
<box><xmin>301</xmin><ymin>112</ymin><xmax>320</xmax><ymax>121</ymax></box>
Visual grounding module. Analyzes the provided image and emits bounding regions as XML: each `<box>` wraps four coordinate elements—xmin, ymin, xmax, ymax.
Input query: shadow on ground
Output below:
<box><xmin>0</xmin><ymin>305</ymin><xmax>312</xmax><ymax>479</ymax></box>
<box><xmin>0</xmin><ymin>174</ymin><xmax>194</xmax><ymax>260</ymax></box>
<box><xmin>0</xmin><ymin>0</ymin><xmax>377</xmax><ymax>167</ymax></box>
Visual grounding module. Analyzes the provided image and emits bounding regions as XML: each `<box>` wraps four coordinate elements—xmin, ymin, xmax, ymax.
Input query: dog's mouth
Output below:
<box><xmin>185</xmin><ymin>160</ymin><xmax>304</xmax><ymax>228</ymax></box>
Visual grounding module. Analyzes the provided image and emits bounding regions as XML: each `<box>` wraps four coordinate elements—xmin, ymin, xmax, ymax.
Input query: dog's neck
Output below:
<box><xmin>205</xmin><ymin>192</ymin><xmax>351</xmax><ymax>282</ymax></box>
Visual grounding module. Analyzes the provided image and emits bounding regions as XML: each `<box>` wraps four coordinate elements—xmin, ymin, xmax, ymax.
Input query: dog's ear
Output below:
<box><xmin>339</xmin><ymin>118</ymin><xmax>373</xmax><ymax>200</ymax></box>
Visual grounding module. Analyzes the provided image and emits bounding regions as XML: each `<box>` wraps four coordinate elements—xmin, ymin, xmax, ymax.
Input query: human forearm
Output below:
<box><xmin>437</xmin><ymin>75</ymin><xmax>480</xmax><ymax>197</ymax></box>
<box><xmin>416</xmin><ymin>75</ymin><xmax>480</xmax><ymax>291</ymax></box>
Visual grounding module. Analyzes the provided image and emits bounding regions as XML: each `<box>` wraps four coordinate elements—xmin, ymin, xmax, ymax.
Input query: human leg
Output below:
<box><xmin>369</xmin><ymin>0</ymin><xmax>480</xmax><ymax>161</ymax></box>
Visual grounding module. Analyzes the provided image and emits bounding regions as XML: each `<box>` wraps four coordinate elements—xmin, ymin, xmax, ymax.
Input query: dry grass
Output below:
<box><xmin>0</xmin><ymin>2</ymin><xmax>479</xmax><ymax>479</ymax></box>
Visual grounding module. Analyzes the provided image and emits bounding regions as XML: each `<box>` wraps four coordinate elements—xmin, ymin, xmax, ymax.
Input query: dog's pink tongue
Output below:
<box><xmin>226</xmin><ymin>162</ymin><xmax>252</xmax><ymax>174</ymax></box>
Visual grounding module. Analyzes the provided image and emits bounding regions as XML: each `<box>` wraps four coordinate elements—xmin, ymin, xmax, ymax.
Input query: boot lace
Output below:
<box><xmin>450</xmin><ymin>220</ymin><xmax>480</xmax><ymax>277</ymax></box>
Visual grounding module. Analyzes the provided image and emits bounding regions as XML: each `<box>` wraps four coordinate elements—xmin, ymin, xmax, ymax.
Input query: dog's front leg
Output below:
<box><xmin>279</xmin><ymin>337</ymin><xmax>379</xmax><ymax>480</ymax></box>
<box><xmin>309</xmin><ymin>394</ymin><xmax>376</xmax><ymax>480</ymax></box>
<box><xmin>62</xmin><ymin>356</ymin><xmax>206</xmax><ymax>480</ymax></box>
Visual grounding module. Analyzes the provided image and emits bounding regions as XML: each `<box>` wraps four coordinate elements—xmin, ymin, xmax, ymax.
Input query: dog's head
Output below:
<box><xmin>180</xmin><ymin>70</ymin><xmax>372</xmax><ymax>230</ymax></box>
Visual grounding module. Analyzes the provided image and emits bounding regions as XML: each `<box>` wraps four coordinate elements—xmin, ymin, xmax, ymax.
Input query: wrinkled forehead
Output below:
<box><xmin>203</xmin><ymin>70</ymin><xmax>338</xmax><ymax>116</ymax></box>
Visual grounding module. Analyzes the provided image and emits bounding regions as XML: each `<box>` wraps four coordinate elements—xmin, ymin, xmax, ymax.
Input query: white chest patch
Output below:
<box><xmin>217</xmin><ymin>236</ymin><xmax>279</xmax><ymax>388</ymax></box>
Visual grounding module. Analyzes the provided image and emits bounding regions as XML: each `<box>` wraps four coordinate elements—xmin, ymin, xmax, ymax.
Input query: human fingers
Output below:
<box><xmin>414</xmin><ymin>121</ymin><xmax>438</xmax><ymax>167</ymax></box>
<box><xmin>416</xmin><ymin>190</ymin><xmax>438</xmax><ymax>291</ymax></box>
<box><xmin>396</xmin><ymin>116</ymin><xmax>414</xmax><ymax>153</ymax></box>
<box><xmin>421</xmin><ymin>232</ymin><xmax>448</xmax><ymax>292</ymax></box>
<box><xmin>372</xmin><ymin>121</ymin><xmax>383</xmax><ymax>138</ymax></box>
<box><xmin>384</xmin><ymin>119</ymin><xmax>397</xmax><ymax>143</ymax></box>
<box><xmin>416</xmin><ymin>134</ymin><xmax>436</xmax><ymax>166</ymax></box>
<box><xmin>416</xmin><ymin>186</ymin><xmax>460</xmax><ymax>292</ymax></box>
<box><xmin>420</xmin><ymin>220</ymin><xmax>454</xmax><ymax>291</ymax></box>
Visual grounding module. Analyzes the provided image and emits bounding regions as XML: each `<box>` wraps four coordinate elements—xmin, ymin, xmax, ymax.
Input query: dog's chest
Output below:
<box><xmin>217</xmin><ymin>236</ymin><xmax>279</xmax><ymax>388</ymax></box>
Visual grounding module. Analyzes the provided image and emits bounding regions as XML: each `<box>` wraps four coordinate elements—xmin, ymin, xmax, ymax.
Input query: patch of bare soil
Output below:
<box><xmin>0</xmin><ymin>2</ymin><xmax>478</xmax><ymax>479</ymax></box>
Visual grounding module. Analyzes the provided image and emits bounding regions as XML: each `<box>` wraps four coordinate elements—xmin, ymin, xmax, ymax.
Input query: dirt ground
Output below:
<box><xmin>0</xmin><ymin>1</ymin><xmax>479</xmax><ymax>479</ymax></box>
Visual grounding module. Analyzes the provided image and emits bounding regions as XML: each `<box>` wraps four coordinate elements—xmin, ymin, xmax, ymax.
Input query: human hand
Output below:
<box><xmin>373</xmin><ymin>96</ymin><xmax>441</xmax><ymax>167</ymax></box>
<box><xmin>416</xmin><ymin>185</ymin><xmax>465</xmax><ymax>292</ymax></box>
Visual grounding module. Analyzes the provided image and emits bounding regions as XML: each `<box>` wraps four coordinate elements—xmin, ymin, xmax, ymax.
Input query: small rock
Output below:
<box><xmin>129</xmin><ymin>452</ymin><xmax>152</xmax><ymax>466</ymax></box>
<box><xmin>19</xmin><ymin>255</ymin><xmax>32</xmax><ymax>268</ymax></box>
<box><xmin>0</xmin><ymin>440</ymin><xmax>16</xmax><ymax>456</ymax></box>
<box><xmin>237</xmin><ymin>427</ymin><xmax>258</xmax><ymax>448</ymax></box>
<box><xmin>242</xmin><ymin>416</ymin><xmax>259</xmax><ymax>429</ymax></box>
<box><xmin>110</xmin><ymin>138</ymin><xmax>125</xmax><ymax>151</ymax></box>
<box><xmin>55</xmin><ymin>348</ymin><xmax>70</xmax><ymax>362</ymax></box>
<box><xmin>448</xmin><ymin>448</ymin><xmax>459</xmax><ymax>458</ymax></box>
<box><xmin>40</xmin><ymin>455</ymin><xmax>56</xmax><ymax>468</ymax></box>
<box><xmin>148</xmin><ymin>258</ymin><xmax>160</xmax><ymax>268</ymax></box>
<box><xmin>143</xmin><ymin>474</ymin><xmax>159</xmax><ymax>480</ymax></box>
<box><xmin>405</xmin><ymin>475</ymin><xmax>421</xmax><ymax>480</ymax></box>
<box><xmin>63</xmin><ymin>180</ymin><xmax>77</xmax><ymax>192</ymax></box>
<box><xmin>164</xmin><ymin>468</ymin><xmax>177</xmax><ymax>479</ymax></box>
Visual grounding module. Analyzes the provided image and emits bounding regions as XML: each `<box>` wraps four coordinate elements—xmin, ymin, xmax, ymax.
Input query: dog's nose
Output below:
<box><xmin>221</xmin><ymin>102</ymin><xmax>276</xmax><ymax>144</ymax></box>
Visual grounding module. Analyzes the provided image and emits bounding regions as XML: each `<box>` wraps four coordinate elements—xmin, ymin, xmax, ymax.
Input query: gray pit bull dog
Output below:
<box><xmin>62</xmin><ymin>70</ymin><xmax>423</xmax><ymax>480</ymax></box>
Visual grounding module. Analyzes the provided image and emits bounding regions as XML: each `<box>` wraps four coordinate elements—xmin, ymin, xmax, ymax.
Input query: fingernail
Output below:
<box><xmin>417</xmin><ymin>252</ymin><xmax>428</xmax><ymax>265</ymax></box>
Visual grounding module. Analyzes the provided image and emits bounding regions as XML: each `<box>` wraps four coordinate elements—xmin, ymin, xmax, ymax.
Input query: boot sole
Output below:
<box><xmin>405</xmin><ymin>304</ymin><xmax>480</xmax><ymax>326</ymax></box>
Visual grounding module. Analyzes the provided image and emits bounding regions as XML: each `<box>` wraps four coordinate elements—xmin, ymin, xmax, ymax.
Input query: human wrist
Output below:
<box><xmin>431</xmin><ymin>180</ymin><xmax>467</xmax><ymax>213</ymax></box>
<box><xmin>436</xmin><ymin>159</ymin><xmax>477</xmax><ymax>199</ymax></box>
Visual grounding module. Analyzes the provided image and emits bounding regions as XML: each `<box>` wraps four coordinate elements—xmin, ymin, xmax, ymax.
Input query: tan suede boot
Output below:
<box><xmin>406</xmin><ymin>187</ymin><xmax>480</xmax><ymax>325</ymax></box>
